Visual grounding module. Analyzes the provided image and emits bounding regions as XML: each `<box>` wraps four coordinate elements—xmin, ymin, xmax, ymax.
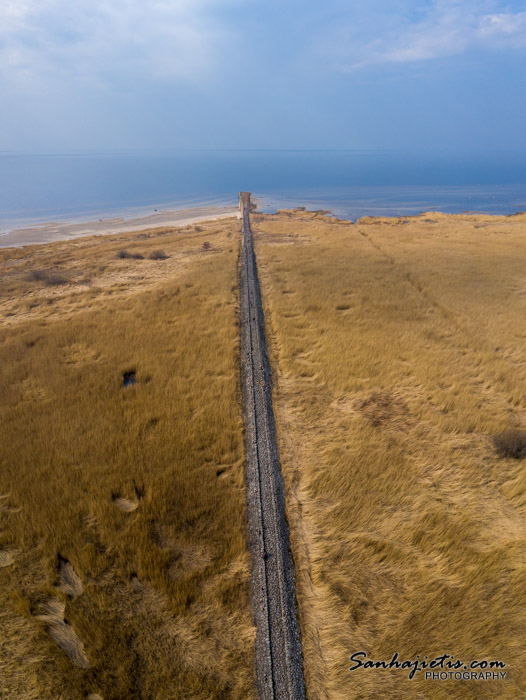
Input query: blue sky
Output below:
<box><xmin>1</xmin><ymin>0</ymin><xmax>525</xmax><ymax>152</ymax></box>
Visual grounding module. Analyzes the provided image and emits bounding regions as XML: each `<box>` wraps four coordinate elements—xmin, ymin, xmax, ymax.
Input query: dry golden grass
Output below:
<box><xmin>0</xmin><ymin>220</ymin><xmax>256</xmax><ymax>699</ymax></box>
<box><xmin>253</xmin><ymin>209</ymin><xmax>526</xmax><ymax>699</ymax></box>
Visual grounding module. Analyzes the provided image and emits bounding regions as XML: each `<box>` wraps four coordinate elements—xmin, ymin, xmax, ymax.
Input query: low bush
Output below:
<box><xmin>149</xmin><ymin>250</ymin><xmax>168</xmax><ymax>260</ymax></box>
<box><xmin>117</xmin><ymin>249</ymin><xmax>144</xmax><ymax>260</ymax></box>
<box><xmin>28</xmin><ymin>269</ymin><xmax>68</xmax><ymax>285</ymax></box>
<box><xmin>493</xmin><ymin>428</ymin><xmax>526</xmax><ymax>458</ymax></box>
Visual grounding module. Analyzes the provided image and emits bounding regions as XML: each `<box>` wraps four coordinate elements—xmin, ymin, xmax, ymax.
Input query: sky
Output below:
<box><xmin>1</xmin><ymin>0</ymin><xmax>526</xmax><ymax>152</ymax></box>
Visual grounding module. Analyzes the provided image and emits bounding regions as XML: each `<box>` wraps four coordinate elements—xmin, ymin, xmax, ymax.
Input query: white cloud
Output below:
<box><xmin>477</xmin><ymin>11</ymin><xmax>526</xmax><ymax>39</ymax></box>
<box><xmin>325</xmin><ymin>3</ymin><xmax>526</xmax><ymax>70</ymax></box>
<box><xmin>0</xmin><ymin>0</ymin><xmax>241</xmax><ymax>89</ymax></box>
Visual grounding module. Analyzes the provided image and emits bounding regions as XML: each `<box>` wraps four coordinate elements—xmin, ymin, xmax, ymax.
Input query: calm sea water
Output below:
<box><xmin>1</xmin><ymin>150</ymin><xmax>525</xmax><ymax>231</ymax></box>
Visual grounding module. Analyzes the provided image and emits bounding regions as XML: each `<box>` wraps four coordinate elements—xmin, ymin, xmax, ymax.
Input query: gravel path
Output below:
<box><xmin>239</xmin><ymin>192</ymin><xmax>306</xmax><ymax>700</ymax></box>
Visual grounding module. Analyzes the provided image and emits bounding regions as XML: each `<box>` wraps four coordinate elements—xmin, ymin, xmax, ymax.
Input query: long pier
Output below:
<box><xmin>239</xmin><ymin>192</ymin><xmax>306</xmax><ymax>699</ymax></box>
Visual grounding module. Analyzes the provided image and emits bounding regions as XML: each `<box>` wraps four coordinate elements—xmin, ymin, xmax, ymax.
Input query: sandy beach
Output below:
<box><xmin>0</xmin><ymin>204</ymin><xmax>239</xmax><ymax>248</ymax></box>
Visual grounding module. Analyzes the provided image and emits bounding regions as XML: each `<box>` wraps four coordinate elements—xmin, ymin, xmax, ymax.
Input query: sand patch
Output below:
<box><xmin>113</xmin><ymin>497</ymin><xmax>139</xmax><ymax>512</ymax></box>
<box><xmin>57</xmin><ymin>558</ymin><xmax>84</xmax><ymax>598</ymax></box>
<box><xmin>31</xmin><ymin>558</ymin><xmax>86</xmax><ymax>665</ymax></box>
<box><xmin>20</xmin><ymin>378</ymin><xmax>46</xmax><ymax>402</ymax></box>
<box><xmin>215</xmin><ymin>465</ymin><xmax>231</xmax><ymax>479</ymax></box>
<box><xmin>63</xmin><ymin>342</ymin><xmax>100</xmax><ymax>366</ymax></box>
<box><xmin>0</xmin><ymin>493</ymin><xmax>21</xmax><ymax>513</ymax></box>
<box><xmin>0</xmin><ymin>550</ymin><xmax>14</xmax><ymax>567</ymax></box>
<box><xmin>36</xmin><ymin>598</ymin><xmax>90</xmax><ymax>668</ymax></box>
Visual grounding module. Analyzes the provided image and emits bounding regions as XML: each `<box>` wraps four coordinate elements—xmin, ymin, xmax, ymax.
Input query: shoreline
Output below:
<box><xmin>1</xmin><ymin>201</ymin><xmax>526</xmax><ymax>250</ymax></box>
<box><xmin>0</xmin><ymin>204</ymin><xmax>239</xmax><ymax>248</ymax></box>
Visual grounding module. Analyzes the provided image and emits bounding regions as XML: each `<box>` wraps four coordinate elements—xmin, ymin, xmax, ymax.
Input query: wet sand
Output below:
<box><xmin>0</xmin><ymin>204</ymin><xmax>239</xmax><ymax>248</ymax></box>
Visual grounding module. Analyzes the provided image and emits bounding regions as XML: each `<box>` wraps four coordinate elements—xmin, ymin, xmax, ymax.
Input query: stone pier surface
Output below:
<box><xmin>239</xmin><ymin>192</ymin><xmax>306</xmax><ymax>699</ymax></box>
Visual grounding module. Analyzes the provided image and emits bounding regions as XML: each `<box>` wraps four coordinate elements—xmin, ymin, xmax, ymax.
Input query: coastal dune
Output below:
<box><xmin>1</xmin><ymin>207</ymin><xmax>525</xmax><ymax>698</ymax></box>
<box><xmin>0</xmin><ymin>216</ymin><xmax>256</xmax><ymax>698</ymax></box>
<box><xmin>254</xmin><ymin>208</ymin><xmax>526</xmax><ymax>699</ymax></box>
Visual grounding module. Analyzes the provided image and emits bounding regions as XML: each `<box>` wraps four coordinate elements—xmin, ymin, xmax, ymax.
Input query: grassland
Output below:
<box><xmin>253</xmin><ymin>209</ymin><xmax>526</xmax><ymax>700</ymax></box>
<box><xmin>0</xmin><ymin>220</ymin><xmax>256</xmax><ymax>698</ymax></box>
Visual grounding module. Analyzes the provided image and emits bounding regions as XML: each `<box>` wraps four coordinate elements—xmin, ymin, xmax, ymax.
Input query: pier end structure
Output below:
<box><xmin>239</xmin><ymin>191</ymin><xmax>252</xmax><ymax>218</ymax></box>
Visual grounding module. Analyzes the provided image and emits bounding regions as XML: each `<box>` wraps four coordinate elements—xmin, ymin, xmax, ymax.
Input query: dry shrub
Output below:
<box><xmin>149</xmin><ymin>249</ymin><xmax>168</xmax><ymax>260</ymax></box>
<box><xmin>202</xmin><ymin>241</ymin><xmax>211</xmax><ymax>251</ymax></box>
<box><xmin>357</xmin><ymin>391</ymin><xmax>408</xmax><ymax>427</ymax></box>
<box><xmin>493</xmin><ymin>429</ymin><xmax>526</xmax><ymax>458</ymax></box>
<box><xmin>28</xmin><ymin>269</ymin><xmax>68</xmax><ymax>285</ymax></box>
<box><xmin>117</xmin><ymin>249</ymin><xmax>144</xmax><ymax>260</ymax></box>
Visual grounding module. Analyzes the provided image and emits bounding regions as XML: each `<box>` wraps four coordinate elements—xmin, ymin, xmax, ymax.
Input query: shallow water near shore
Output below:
<box><xmin>1</xmin><ymin>150</ymin><xmax>525</xmax><ymax>238</ymax></box>
<box><xmin>255</xmin><ymin>184</ymin><xmax>526</xmax><ymax>221</ymax></box>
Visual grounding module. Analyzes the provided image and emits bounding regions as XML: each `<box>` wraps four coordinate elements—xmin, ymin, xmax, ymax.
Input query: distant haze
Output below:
<box><xmin>1</xmin><ymin>0</ymin><xmax>526</xmax><ymax>154</ymax></box>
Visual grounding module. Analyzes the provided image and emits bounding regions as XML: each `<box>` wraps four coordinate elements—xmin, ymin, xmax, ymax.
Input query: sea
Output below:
<box><xmin>1</xmin><ymin>149</ymin><xmax>526</xmax><ymax>233</ymax></box>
